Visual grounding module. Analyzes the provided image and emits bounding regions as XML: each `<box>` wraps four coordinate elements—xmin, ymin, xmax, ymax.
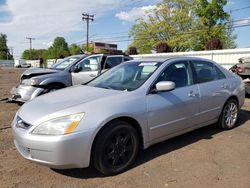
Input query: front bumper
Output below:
<box><xmin>12</xmin><ymin>118</ymin><xmax>94</xmax><ymax>169</ymax></box>
<box><xmin>10</xmin><ymin>85</ymin><xmax>44</xmax><ymax>102</ymax></box>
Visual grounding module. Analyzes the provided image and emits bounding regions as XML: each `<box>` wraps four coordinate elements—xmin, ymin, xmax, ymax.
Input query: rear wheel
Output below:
<box><xmin>218</xmin><ymin>99</ymin><xmax>239</xmax><ymax>130</ymax></box>
<box><xmin>92</xmin><ymin>121</ymin><xmax>139</xmax><ymax>175</ymax></box>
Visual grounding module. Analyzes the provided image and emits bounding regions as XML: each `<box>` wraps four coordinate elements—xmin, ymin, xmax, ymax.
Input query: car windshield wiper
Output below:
<box><xmin>99</xmin><ymin>86</ymin><xmax>113</xmax><ymax>90</ymax></box>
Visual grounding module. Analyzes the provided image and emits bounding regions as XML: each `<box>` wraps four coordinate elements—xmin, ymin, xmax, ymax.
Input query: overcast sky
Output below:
<box><xmin>0</xmin><ymin>0</ymin><xmax>249</xmax><ymax>59</ymax></box>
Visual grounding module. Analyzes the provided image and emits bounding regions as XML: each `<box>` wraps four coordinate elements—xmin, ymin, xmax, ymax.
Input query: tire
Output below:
<box><xmin>92</xmin><ymin>121</ymin><xmax>139</xmax><ymax>175</ymax></box>
<box><xmin>218</xmin><ymin>98</ymin><xmax>239</xmax><ymax>130</ymax></box>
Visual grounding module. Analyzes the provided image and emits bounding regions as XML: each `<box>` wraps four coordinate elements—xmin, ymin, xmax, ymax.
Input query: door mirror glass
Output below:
<box><xmin>72</xmin><ymin>66</ymin><xmax>82</xmax><ymax>73</ymax></box>
<box><xmin>155</xmin><ymin>81</ymin><xmax>175</xmax><ymax>92</ymax></box>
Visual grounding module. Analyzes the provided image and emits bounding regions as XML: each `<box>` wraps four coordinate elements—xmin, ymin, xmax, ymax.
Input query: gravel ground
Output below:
<box><xmin>0</xmin><ymin>68</ymin><xmax>250</xmax><ymax>188</ymax></box>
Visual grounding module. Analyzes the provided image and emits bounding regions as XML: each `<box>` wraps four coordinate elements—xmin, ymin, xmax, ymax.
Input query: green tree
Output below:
<box><xmin>129</xmin><ymin>0</ymin><xmax>236</xmax><ymax>53</ymax></box>
<box><xmin>47</xmin><ymin>37</ymin><xmax>70</xmax><ymax>59</ymax></box>
<box><xmin>192</xmin><ymin>0</ymin><xmax>236</xmax><ymax>50</ymax></box>
<box><xmin>69</xmin><ymin>44</ymin><xmax>83</xmax><ymax>55</ymax></box>
<box><xmin>0</xmin><ymin>33</ymin><xmax>13</xmax><ymax>60</ymax></box>
<box><xmin>22</xmin><ymin>49</ymin><xmax>47</xmax><ymax>60</ymax></box>
<box><xmin>82</xmin><ymin>43</ymin><xmax>94</xmax><ymax>53</ymax></box>
<box><xmin>129</xmin><ymin>0</ymin><xmax>197</xmax><ymax>53</ymax></box>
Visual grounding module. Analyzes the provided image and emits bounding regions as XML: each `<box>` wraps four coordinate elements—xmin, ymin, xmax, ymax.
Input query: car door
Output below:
<box><xmin>191</xmin><ymin>60</ymin><xmax>230</xmax><ymax>123</ymax></box>
<box><xmin>71</xmin><ymin>55</ymin><xmax>102</xmax><ymax>85</ymax></box>
<box><xmin>146</xmin><ymin>61</ymin><xmax>200</xmax><ymax>141</ymax></box>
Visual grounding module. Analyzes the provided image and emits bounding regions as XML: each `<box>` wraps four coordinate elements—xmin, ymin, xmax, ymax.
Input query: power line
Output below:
<box><xmin>228</xmin><ymin>5</ymin><xmax>250</xmax><ymax>13</ymax></box>
<box><xmin>89</xmin><ymin>24</ymin><xmax>250</xmax><ymax>44</ymax></box>
<box><xmin>82</xmin><ymin>13</ymin><xmax>94</xmax><ymax>52</ymax></box>
<box><xmin>70</xmin><ymin>18</ymin><xmax>250</xmax><ymax>46</ymax></box>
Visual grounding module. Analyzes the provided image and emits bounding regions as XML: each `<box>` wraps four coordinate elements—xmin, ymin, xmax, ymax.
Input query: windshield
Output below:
<box><xmin>51</xmin><ymin>56</ymin><xmax>83</xmax><ymax>70</ymax></box>
<box><xmin>87</xmin><ymin>61</ymin><xmax>162</xmax><ymax>91</ymax></box>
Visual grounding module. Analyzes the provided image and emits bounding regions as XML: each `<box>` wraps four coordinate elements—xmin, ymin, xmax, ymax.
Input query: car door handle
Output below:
<box><xmin>188</xmin><ymin>91</ymin><xmax>199</xmax><ymax>97</ymax></box>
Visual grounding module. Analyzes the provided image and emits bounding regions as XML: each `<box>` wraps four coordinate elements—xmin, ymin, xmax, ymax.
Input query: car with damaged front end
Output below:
<box><xmin>10</xmin><ymin>54</ymin><xmax>131</xmax><ymax>102</ymax></box>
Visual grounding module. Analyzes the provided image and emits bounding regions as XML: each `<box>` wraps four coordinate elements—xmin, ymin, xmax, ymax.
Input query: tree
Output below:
<box><xmin>155</xmin><ymin>41</ymin><xmax>172</xmax><ymax>53</ymax></box>
<box><xmin>82</xmin><ymin>43</ymin><xmax>94</xmax><ymax>53</ymax></box>
<box><xmin>47</xmin><ymin>37</ymin><xmax>70</xmax><ymax>59</ymax></box>
<box><xmin>22</xmin><ymin>49</ymin><xmax>47</xmax><ymax>60</ymax></box>
<box><xmin>128</xmin><ymin>46</ymin><xmax>138</xmax><ymax>55</ymax></box>
<box><xmin>0</xmin><ymin>33</ymin><xmax>13</xmax><ymax>60</ymax></box>
<box><xmin>129</xmin><ymin>0</ymin><xmax>236</xmax><ymax>53</ymax></box>
<box><xmin>206</xmin><ymin>38</ymin><xmax>223</xmax><ymax>50</ymax></box>
<box><xmin>192</xmin><ymin>0</ymin><xmax>236</xmax><ymax>50</ymax></box>
<box><xmin>69</xmin><ymin>44</ymin><xmax>83</xmax><ymax>55</ymax></box>
<box><xmin>129</xmin><ymin>0</ymin><xmax>197</xmax><ymax>53</ymax></box>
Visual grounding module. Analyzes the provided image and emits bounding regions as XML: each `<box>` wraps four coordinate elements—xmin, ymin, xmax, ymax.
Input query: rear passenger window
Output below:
<box><xmin>192</xmin><ymin>61</ymin><xmax>225</xmax><ymax>83</ymax></box>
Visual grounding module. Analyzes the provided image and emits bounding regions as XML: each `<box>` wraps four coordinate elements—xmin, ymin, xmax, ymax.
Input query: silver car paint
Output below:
<box><xmin>12</xmin><ymin>57</ymin><xmax>245</xmax><ymax>169</ymax></box>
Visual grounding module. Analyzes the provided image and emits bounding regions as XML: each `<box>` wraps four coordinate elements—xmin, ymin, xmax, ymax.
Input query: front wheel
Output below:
<box><xmin>92</xmin><ymin>121</ymin><xmax>139</xmax><ymax>175</ymax></box>
<box><xmin>218</xmin><ymin>99</ymin><xmax>239</xmax><ymax>130</ymax></box>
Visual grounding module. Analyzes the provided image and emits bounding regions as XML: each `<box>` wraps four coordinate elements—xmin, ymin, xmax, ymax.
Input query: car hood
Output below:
<box><xmin>18</xmin><ymin>85</ymin><xmax>122</xmax><ymax>125</ymax></box>
<box><xmin>21</xmin><ymin>68</ymin><xmax>60</xmax><ymax>79</ymax></box>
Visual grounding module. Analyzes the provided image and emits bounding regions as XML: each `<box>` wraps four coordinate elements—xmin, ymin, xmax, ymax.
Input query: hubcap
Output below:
<box><xmin>224</xmin><ymin>102</ymin><xmax>238</xmax><ymax>127</ymax></box>
<box><xmin>102</xmin><ymin>129</ymin><xmax>134</xmax><ymax>168</ymax></box>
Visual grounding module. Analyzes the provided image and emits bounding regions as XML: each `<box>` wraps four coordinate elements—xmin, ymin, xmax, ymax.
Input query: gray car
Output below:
<box><xmin>12</xmin><ymin>57</ymin><xmax>245</xmax><ymax>175</ymax></box>
<box><xmin>10</xmin><ymin>54</ymin><xmax>131</xmax><ymax>102</ymax></box>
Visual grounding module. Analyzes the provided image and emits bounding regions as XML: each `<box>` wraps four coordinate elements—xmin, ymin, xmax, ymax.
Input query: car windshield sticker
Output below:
<box><xmin>139</xmin><ymin>62</ymin><xmax>157</xmax><ymax>66</ymax></box>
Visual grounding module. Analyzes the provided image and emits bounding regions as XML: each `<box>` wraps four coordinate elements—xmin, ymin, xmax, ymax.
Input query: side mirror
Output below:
<box><xmin>72</xmin><ymin>66</ymin><xmax>82</xmax><ymax>73</ymax></box>
<box><xmin>155</xmin><ymin>81</ymin><xmax>175</xmax><ymax>92</ymax></box>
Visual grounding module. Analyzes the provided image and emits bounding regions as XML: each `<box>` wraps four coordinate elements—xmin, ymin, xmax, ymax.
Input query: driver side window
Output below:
<box><xmin>157</xmin><ymin>61</ymin><xmax>193</xmax><ymax>88</ymax></box>
<box><xmin>76</xmin><ymin>56</ymin><xmax>100</xmax><ymax>72</ymax></box>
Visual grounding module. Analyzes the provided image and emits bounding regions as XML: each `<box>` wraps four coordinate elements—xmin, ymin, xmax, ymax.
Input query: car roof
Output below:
<box><xmin>130</xmin><ymin>56</ymin><xmax>216</xmax><ymax>63</ymax></box>
<box><xmin>69</xmin><ymin>54</ymin><xmax>87</xmax><ymax>58</ymax></box>
<box><xmin>130</xmin><ymin>56</ymin><xmax>182</xmax><ymax>63</ymax></box>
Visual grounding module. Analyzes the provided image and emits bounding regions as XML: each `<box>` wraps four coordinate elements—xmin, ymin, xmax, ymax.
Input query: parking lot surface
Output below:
<box><xmin>0</xmin><ymin>68</ymin><xmax>250</xmax><ymax>188</ymax></box>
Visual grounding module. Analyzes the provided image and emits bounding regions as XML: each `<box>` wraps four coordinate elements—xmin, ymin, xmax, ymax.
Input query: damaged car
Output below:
<box><xmin>229</xmin><ymin>56</ymin><xmax>250</xmax><ymax>79</ymax></box>
<box><xmin>10</xmin><ymin>54</ymin><xmax>132</xmax><ymax>102</ymax></box>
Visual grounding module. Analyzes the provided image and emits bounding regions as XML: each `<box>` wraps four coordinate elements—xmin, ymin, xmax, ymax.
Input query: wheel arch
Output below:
<box><xmin>225</xmin><ymin>95</ymin><xmax>239</xmax><ymax>106</ymax></box>
<box><xmin>90</xmin><ymin>116</ymin><xmax>144</xmax><ymax>163</ymax></box>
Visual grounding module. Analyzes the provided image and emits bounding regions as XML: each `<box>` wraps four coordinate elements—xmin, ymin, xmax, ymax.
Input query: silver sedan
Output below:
<box><xmin>12</xmin><ymin>57</ymin><xmax>245</xmax><ymax>175</ymax></box>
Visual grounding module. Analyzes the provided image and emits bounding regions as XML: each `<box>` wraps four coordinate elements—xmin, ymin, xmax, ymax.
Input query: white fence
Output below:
<box><xmin>0</xmin><ymin>60</ymin><xmax>14</xmax><ymax>67</ymax></box>
<box><xmin>132</xmin><ymin>48</ymin><xmax>250</xmax><ymax>70</ymax></box>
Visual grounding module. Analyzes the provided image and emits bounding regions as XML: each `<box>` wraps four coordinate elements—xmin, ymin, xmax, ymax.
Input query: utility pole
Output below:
<box><xmin>82</xmin><ymin>13</ymin><xmax>94</xmax><ymax>52</ymax></box>
<box><xmin>26</xmin><ymin>37</ymin><xmax>35</xmax><ymax>60</ymax></box>
<box><xmin>9</xmin><ymin>47</ymin><xmax>14</xmax><ymax>58</ymax></box>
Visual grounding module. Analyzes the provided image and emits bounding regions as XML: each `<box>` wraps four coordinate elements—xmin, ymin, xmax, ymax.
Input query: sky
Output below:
<box><xmin>0</xmin><ymin>0</ymin><xmax>249</xmax><ymax>59</ymax></box>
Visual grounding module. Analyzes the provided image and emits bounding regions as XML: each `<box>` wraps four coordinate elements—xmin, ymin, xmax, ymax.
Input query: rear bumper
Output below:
<box><xmin>10</xmin><ymin>85</ymin><xmax>44</xmax><ymax>102</ymax></box>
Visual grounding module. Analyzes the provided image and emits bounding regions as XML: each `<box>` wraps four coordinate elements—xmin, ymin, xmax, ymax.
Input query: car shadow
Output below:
<box><xmin>53</xmin><ymin>109</ymin><xmax>250</xmax><ymax>179</ymax></box>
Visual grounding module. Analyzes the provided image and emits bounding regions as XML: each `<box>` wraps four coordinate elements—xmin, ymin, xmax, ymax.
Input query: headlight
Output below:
<box><xmin>21</xmin><ymin>78</ymin><xmax>39</xmax><ymax>86</ymax></box>
<box><xmin>32</xmin><ymin>113</ymin><xmax>84</xmax><ymax>135</ymax></box>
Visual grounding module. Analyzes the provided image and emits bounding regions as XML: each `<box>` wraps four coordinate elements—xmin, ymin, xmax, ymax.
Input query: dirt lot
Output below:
<box><xmin>0</xmin><ymin>68</ymin><xmax>250</xmax><ymax>188</ymax></box>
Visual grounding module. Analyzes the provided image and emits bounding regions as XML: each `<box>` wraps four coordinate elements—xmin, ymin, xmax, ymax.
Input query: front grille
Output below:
<box><xmin>16</xmin><ymin>116</ymin><xmax>32</xmax><ymax>129</ymax></box>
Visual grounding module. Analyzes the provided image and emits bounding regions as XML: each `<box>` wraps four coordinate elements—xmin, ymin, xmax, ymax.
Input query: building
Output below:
<box><xmin>92</xmin><ymin>42</ymin><xmax>123</xmax><ymax>54</ymax></box>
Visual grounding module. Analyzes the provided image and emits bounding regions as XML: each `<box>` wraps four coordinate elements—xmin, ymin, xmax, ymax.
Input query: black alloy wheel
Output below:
<box><xmin>93</xmin><ymin>121</ymin><xmax>139</xmax><ymax>175</ymax></box>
